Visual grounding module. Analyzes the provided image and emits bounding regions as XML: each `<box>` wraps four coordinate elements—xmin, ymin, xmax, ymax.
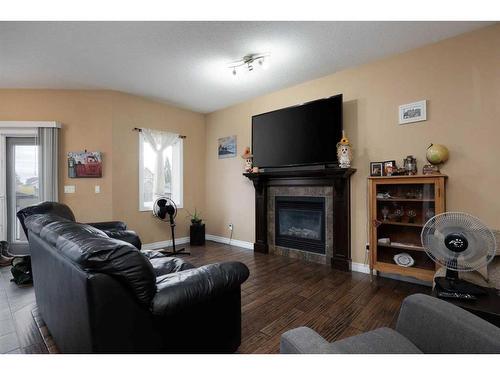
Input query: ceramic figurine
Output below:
<box><xmin>241</xmin><ymin>147</ymin><xmax>254</xmax><ymax>173</ymax></box>
<box><xmin>336</xmin><ymin>131</ymin><xmax>353</xmax><ymax>168</ymax></box>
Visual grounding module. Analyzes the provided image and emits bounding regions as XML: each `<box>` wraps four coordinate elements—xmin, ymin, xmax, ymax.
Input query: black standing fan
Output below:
<box><xmin>421</xmin><ymin>212</ymin><xmax>496</xmax><ymax>298</ymax></box>
<box><xmin>153</xmin><ymin>197</ymin><xmax>190</xmax><ymax>256</ymax></box>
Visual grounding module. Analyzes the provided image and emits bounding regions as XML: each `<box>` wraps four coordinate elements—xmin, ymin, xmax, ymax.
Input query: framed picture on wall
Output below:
<box><xmin>68</xmin><ymin>151</ymin><xmax>103</xmax><ymax>178</ymax></box>
<box><xmin>218</xmin><ymin>135</ymin><xmax>237</xmax><ymax>159</ymax></box>
<box><xmin>399</xmin><ymin>100</ymin><xmax>427</xmax><ymax>124</ymax></box>
<box><xmin>370</xmin><ymin>162</ymin><xmax>383</xmax><ymax>176</ymax></box>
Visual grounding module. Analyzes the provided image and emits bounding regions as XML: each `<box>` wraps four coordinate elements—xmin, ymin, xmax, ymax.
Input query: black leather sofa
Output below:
<box><xmin>18</xmin><ymin>203</ymin><xmax>250</xmax><ymax>353</ymax></box>
<box><xmin>17</xmin><ymin>201</ymin><xmax>142</xmax><ymax>249</ymax></box>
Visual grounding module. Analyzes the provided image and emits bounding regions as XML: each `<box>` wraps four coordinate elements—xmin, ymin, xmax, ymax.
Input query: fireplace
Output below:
<box><xmin>275</xmin><ymin>196</ymin><xmax>326</xmax><ymax>254</ymax></box>
<box><xmin>243</xmin><ymin>167</ymin><xmax>355</xmax><ymax>271</ymax></box>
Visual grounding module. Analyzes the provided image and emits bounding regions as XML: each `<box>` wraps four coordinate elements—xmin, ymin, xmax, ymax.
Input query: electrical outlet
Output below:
<box><xmin>228</xmin><ymin>223</ymin><xmax>234</xmax><ymax>231</ymax></box>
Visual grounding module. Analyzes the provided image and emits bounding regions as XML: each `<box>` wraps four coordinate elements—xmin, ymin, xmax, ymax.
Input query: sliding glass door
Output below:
<box><xmin>6</xmin><ymin>137</ymin><xmax>40</xmax><ymax>252</ymax></box>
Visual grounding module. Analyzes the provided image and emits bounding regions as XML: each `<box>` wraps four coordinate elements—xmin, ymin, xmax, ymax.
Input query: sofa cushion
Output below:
<box><xmin>152</xmin><ymin>261</ymin><xmax>249</xmax><ymax>317</ymax></box>
<box><xmin>25</xmin><ymin>214</ymin><xmax>156</xmax><ymax>305</ymax></box>
<box><xmin>142</xmin><ymin>251</ymin><xmax>195</xmax><ymax>276</ymax></box>
<box><xmin>329</xmin><ymin>327</ymin><xmax>422</xmax><ymax>354</ymax></box>
<box><xmin>105</xmin><ymin>229</ymin><xmax>142</xmax><ymax>250</ymax></box>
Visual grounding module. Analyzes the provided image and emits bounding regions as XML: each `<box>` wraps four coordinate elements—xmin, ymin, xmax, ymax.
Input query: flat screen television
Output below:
<box><xmin>251</xmin><ymin>94</ymin><xmax>343</xmax><ymax>168</ymax></box>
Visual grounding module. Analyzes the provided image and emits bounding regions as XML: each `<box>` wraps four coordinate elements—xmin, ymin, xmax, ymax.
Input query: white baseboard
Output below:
<box><xmin>351</xmin><ymin>261</ymin><xmax>374</xmax><ymax>275</ymax></box>
<box><xmin>142</xmin><ymin>236</ymin><xmax>190</xmax><ymax>250</ymax></box>
<box><xmin>205</xmin><ymin>234</ymin><xmax>254</xmax><ymax>250</ymax></box>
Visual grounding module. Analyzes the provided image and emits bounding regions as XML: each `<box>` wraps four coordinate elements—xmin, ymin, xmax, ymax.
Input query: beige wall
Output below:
<box><xmin>205</xmin><ymin>24</ymin><xmax>500</xmax><ymax>264</ymax></box>
<box><xmin>110</xmin><ymin>92</ymin><xmax>205</xmax><ymax>244</ymax></box>
<box><xmin>0</xmin><ymin>90</ymin><xmax>115</xmax><ymax>222</ymax></box>
<box><xmin>1</xmin><ymin>24</ymin><xmax>499</xmax><ymax>255</ymax></box>
<box><xmin>0</xmin><ymin>89</ymin><xmax>205</xmax><ymax>244</ymax></box>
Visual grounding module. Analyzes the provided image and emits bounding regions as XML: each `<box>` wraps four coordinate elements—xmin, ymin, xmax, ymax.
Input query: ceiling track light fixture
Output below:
<box><xmin>228</xmin><ymin>53</ymin><xmax>270</xmax><ymax>76</ymax></box>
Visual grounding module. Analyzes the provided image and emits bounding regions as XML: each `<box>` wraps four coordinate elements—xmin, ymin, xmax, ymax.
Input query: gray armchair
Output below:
<box><xmin>280</xmin><ymin>294</ymin><xmax>500</xmax><ymax>354</ymax></box>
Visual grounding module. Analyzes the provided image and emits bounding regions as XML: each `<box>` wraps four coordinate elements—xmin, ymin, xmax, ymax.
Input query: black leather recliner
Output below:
<box><xmin>19</xmin><ymin>205</ymin><xmax>250</xmax><ymax>353</ymax></box>
<box><xmin>17</xmin><ymin>201</ymin><xmax>142</xmax><ymax>249</ymax></box>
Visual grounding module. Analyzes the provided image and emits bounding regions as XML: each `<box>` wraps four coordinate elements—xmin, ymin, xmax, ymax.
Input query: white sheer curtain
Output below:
<box><xmin>141</xmin><ymin>128</ymin><xmax>179</xmax><ymax>198</ymax></box>
<box><xmin>37</xmin><ymin>127</ymin><xmax>59</xmax><ymax>202</ymax></box>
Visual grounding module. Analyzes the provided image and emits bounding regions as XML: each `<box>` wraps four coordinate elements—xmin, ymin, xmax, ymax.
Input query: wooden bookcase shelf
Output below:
<box><xmin>368</xmin><ymin>175</ymin><xmax>447</xmax><ymax>282</ymax></box>
<box><xmin>379</xmin><ymin>221</ymin><xmax>424</xmax><ymax>227</ymax></box>
<box><xmin>377</xmin><ymin>243</ymin><xmax>425</xmax><ymax>252</ymax></box>
<box><xmin>377</xmin><ymin>198</ymin><xmax>435</xmax><ymax>202</ymax></box>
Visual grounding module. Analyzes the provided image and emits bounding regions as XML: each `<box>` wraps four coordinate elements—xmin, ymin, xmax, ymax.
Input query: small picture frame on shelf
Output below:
<box><xmin>383</xmin><ymin>160</ymin><xmax>396</xmax><ymax>176</ymax></box>
<box><xmin>370</xmin><ymin>162</ymin><xmax>383</xmax><ymax>176</ymax></box>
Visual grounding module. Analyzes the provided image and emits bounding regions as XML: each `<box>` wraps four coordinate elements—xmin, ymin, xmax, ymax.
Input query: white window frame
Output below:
<box><xmin>138</xmin><ymin>131</ymin><xmax>183</xmax><ymax>211</ymax></box>
<box><xmin>0</xmin><ymin>121</ymin><xmax>60</xmax><ymax>245</ymax></box>
<box><xmin>0</xmin><ymin>128</ymin><xmax>38</xmax><ymax>243</ymax></box>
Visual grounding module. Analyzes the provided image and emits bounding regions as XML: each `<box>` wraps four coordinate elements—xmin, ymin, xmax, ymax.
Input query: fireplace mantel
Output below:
<box><xmin>244</xmin><ymin>167</ymin><xmax>356</xmax><ymax>271</ymax></box>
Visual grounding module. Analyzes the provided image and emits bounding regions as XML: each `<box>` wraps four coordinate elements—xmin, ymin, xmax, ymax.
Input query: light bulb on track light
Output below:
<box><xmin>228</xmin><ymin>52</ymin><xmax>270</xmax><ymax>77</ymax></box>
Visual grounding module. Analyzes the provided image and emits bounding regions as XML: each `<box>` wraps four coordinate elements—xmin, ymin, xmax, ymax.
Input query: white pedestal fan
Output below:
<box><xmin>421</xmin><ymin>212</ymin><xmax>496</xmax><ymax>299</ymax></box>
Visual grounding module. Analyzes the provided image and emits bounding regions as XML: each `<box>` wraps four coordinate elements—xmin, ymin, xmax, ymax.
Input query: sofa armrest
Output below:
<box><xmin>141</xmin><ymin>251</ymin><xmax>195</xmax><ymax>276</ymax></box>
<box><xmin>87</xmin><ymin>221</ymin><xmax>127</xmax><ymax>231</ymax></box>
<box><xmin>104</xmin><ymin>230</ymin><xmax>142</xmax><ymax>250</ymax></box>
<box><xmin>280</xmin><ymin>327</ymin><xmax>331</xmax><ymax>354</ymax></box>
<box><xmin>151</xmin><ymin>261</ymin><xmax>249</xmax><ymax>317</ymax></box>
<box><xmin>396</xmin><ymin>294</ymin><xmax>500</xmax><ymax>353</ymax></box>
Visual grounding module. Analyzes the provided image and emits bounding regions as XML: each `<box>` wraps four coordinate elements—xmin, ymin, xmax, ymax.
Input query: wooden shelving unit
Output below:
<box><xmin>368</xmin><ymin>175</ymin><xmax>447</xmax><ymax>282</ymax></box>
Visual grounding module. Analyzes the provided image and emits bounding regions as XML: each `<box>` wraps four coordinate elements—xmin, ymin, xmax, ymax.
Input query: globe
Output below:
<box><xmin>426</xmin><ymin>144</ymin><xmax>449</xmax><ymax>165</ymax></box>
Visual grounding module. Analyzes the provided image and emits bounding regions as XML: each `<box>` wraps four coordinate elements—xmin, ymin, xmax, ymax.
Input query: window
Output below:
<box><xmin>1</xmin><ymin>122</ymin><xmax>59</xmax><ymax>253</ymax></box>
<box><xmin>139</xmin><ymin>129</ymin><xmax>183</xmax><ymax>211</ymax></box>
<box><xmin>6</xmin><ymin>138</ymin><xmax>40</xmax><ymax>244</ymax></box>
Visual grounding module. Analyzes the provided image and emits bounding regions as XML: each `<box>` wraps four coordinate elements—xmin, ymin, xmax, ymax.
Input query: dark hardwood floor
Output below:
<box><xmin>0</xmin><ymin>241</ymin><xmax>430</xmax><ymax>354</ymax></box>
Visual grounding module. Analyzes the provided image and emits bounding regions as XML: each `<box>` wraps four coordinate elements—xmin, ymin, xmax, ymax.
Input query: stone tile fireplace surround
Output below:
<box><xmin>268</xmin><ymin>186</ymin><xmax>334</xmax><ymax>264</ymax></box>
<box><xmin>244</xmin><ymin>168</ymin><xmax>355</xmax><ymax>271</ymax></box>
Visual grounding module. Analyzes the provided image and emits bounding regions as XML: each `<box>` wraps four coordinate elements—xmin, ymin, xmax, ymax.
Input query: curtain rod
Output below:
<box><xmin>133</xmin><ymin>127</ymin><xmax>186</xmax><ymax>139</ymax></box>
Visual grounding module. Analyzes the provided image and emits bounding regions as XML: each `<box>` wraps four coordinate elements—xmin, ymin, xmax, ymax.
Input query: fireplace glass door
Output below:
<box><xmin>275</xmin><ymin>196</ymin><xmax>326</xmax><ymax>254</ymax></box>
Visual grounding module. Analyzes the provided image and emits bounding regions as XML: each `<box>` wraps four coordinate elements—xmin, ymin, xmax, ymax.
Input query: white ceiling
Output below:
<box><xmin>0</xmin><ymin>21</ymin><xmax>493</xmax><ymax>113</ymax></box>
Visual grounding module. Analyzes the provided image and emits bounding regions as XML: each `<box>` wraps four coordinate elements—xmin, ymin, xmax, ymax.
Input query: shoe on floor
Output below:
<box><xmin>0</xmin><ymin>240</ymin><xmax>14</xmax><ymax>257</ymax></box>
<box><xmin>0</xmin><ymin>254</ymin><xmax>14</xmax><ymax>267</ymax></box>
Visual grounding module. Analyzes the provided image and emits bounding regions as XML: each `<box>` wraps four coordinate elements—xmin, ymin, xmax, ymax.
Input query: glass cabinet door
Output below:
<box><xmin>374</xmin><ymin>181</ymin><xmax>437</xmax><ymax>272</ymax></box>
